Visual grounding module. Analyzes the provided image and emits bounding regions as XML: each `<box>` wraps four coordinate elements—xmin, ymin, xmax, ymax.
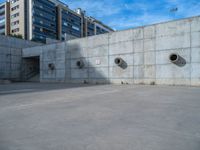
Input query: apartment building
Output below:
<box><xmin>10</xmin><ymin>0</ymin><xmax>25</xmax><ymax>37</ymax></box>
<box><xmin>83</xmin><ymin>16</ymin><xmax>113</xmax><ymax>37</ymax></box>
<box><xmin>25</xmin><ymin>0</ymin><xmax>58</xmax><ymax>42</ymax></box>
<box><xmin>57</xmin><ymin>5</ymin><xmax>83</xmax><ymax>41</ymax></box>
<box><xmin>0</xmin><ymin>1</ymin><xmax>10</xmax><ymax>35</ymax></box>
<box><xmin>2</xmin><ymin>0</ymin><xmax>113</xmax><ymax>42</ymax></box>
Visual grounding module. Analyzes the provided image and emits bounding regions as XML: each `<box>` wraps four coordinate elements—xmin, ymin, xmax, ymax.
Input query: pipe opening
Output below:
<box><xmin>169</xmin><ymin>53</ymin><xmax>179</xmax><ymax>62</ymax></box>
<box><xmin>76</xmin><ymin>60</ymin><xmax>84</xmax><ymax>69</ymax></box>
<box><xmin>115</xmin><ymin>58</ymin><xmax>123</xmax><ymax>66</ymax></box>
<box><xmin>48</xmin><ymin>63</ymin><xmax>55</xmax><ymax>70</ymax></box>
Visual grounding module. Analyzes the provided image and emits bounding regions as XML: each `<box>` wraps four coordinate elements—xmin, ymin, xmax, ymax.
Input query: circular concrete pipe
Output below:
<box><xmin>169</xmin><ymin>53</ymin><xmax>179</xmax><ymax>63</ymax></box>
<box><xmin>48</xmin><ymin>63</ymin><xmax>55</xmax><ymax>70</ymax></box>
<box><xmin>115</xmin><ymin>57</ymin><xmax>124</xmax><ymax>66</ymax></box>
<box><xmin>76</xmin><ymin>60</ymin><xmax>84</xmax><ymax>69</ymax></box>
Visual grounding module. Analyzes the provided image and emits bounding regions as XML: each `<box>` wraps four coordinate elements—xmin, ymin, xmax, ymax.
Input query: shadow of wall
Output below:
<box><xmin>0</xmin><ymin>35</ymin><xmax>41</xmax><ymax>81</ymax></box>
<box><xmin>67</xmin><ymin>35</ymin><xmax>110</xmax><ymax>84</ymax></box>
<box><xmin>67</xmin><ymin>32</ymin><xmax>135</xmax><ymax>85</ymax></box>
<box><xmin>21</xmin><ymin>57</ymin><xmax>40</xmax><ymax>81</ymax></box>
<box><xmin>38</xmin><ymin>39</ymin><xmax>109</xmax><ymax>84</ymax></box>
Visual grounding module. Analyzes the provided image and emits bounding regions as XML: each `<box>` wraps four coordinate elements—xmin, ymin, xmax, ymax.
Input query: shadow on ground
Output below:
<box><xmin>0</xmin><ymin>82</ymin><xmax>106</xmax><ymax>95</ymax></box>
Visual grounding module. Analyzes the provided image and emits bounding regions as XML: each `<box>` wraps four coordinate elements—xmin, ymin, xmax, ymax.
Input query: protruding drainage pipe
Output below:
<box><xmin>169</xmin><ymin>53</ymin><xmax>186</xmax><ymax>67</ymax></box>
<box><xmin>76</xmin><ymin>60</ymin><xmax>84</xmax><ymax>69</ymax></box>
<box><xmin>114</xmin><ymin>57</ymin><xmax>128</xmax><ymax>69</ymax></box>
<box><xmin>115</xmin><ymin>57</ymin><xmax>124</xmax><ymax>66</ymax></box>
<box><xmin>48</xmin><ymin>63</ymin><xmax>55</xmax><ymax>70</ymax></box>
<box><xmin>169</xmin><ymin>53</ymin><xmax>179</xmax><ymax>63</ymax></box>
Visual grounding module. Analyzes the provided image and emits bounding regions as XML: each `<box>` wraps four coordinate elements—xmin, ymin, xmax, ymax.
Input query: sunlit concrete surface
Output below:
<box><xmin>0</xmin><ymin>83</ymin><xmax>200</xmax><ymax>150</ymax></box>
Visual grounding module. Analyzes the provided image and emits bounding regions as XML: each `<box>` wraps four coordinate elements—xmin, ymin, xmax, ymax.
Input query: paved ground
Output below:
<box><xmin>0</xmin><ymin>83</ymin><xmax>200</xmax><ymax>150</ymax></box>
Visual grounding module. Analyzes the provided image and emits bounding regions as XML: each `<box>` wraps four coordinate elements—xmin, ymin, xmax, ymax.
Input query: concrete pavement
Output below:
<box><xmin>0</xmin><ymin>83</ymin><xmax>200</xmax><ymax>150</ymax></box>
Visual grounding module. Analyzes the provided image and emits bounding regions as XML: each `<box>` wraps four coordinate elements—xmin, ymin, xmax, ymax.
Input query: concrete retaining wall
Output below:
<box><xmin>22</xmin><ymin>16</ymin><xmax>200</xmax><ymax>86</ymax></box>
<box><xmin>0</xmin><ymin>35</ymin><xmax>42</xmax><ymax>80</ymax></box>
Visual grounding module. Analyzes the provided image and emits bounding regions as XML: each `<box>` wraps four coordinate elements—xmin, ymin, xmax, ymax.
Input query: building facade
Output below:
<box><xmin>0</xmin><ymin>1</ymin><xmax>10</xmax><ymax>35</ymax></box>
<box><xmin>1</xmin><ymin>0</ymin><xmax>113</xmax><ymax>42</ymax></box>
<box><xmin>26</xmin><ymin>0</ymin><xmax>58</xmax><ymax>42</ymax></box>
<box><xmin>57</xmin><ymin>5</ymin><xmax>83</xmax><ymax>41</ymax></box>
<box><xmin>10</xmin><ymin>0</ymin><xmax>25</xmax><ymax>38</ymax></box>
<box><xmin>84</xmin><ymin>16</ymin><xmax>113</xmax><ymax>37</ymax></box>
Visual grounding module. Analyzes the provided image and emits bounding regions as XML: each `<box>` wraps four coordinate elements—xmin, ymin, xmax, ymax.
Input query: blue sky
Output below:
<box><xmin>1</xmin><ymin>0</ymin><xmax>200</xmax><ymax>30</ymax></box>
<box><xmin>61</xmin><ymin>0</ymin><xmax>200</xmax><ymax>30</ymax></box>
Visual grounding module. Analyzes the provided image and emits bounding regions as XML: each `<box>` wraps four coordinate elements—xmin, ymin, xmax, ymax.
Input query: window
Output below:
<box><xmin>12</xmin><ymin>28</ymin><xmax>19</xmax><ymax>33</ymax></box>
<box><xmin>11</xmin><ymin>5</ymin><xmax>19</xmax><ymax>11</ymax></box>
<box><xmin>63</xmin><ymin>22</ymin><xmax>68</xmax><ymax>26</ymax></box>
<box><xmin>39</xmin><ymin>36</ymin><xmax>44</xmax><ymax>39</ymax></box>
<box><xmin>11</xmin><ymin>13</ymin><xmax>19</xmax><ymax>18</ymax></box>
<box><xmin>72</xmin><ymin>26</ymin><xmax>80</xmax><ymax>31</ymax></box>
<box><xmin>52</xmin><ymin>17</ymin><xmax>55</xmax><ymax>21</ymax></box>
<box><xmin>11</xmin><ymin>20</ymin><xmax>19</xmax><ymax>26</ymax></box>
<box><xmin>0</xmin><ymin>18</ymin><xmax>5</xmax><ymax>24</ymax></box>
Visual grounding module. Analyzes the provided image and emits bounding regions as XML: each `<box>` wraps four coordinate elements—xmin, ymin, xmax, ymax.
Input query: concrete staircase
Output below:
<box><xmin>27</xmin><ymin>74</ymin><xmax>40</xmax><ymax>82</ymax></box>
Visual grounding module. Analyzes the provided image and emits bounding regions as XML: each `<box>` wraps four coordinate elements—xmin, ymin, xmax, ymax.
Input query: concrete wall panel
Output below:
<box><xmin>191</xmin><ymin>32</ymin><xmax>200</xmax><ymax>47</ymax></box>
<box><xmin>109</xmin><ymin>30</ymin><xmax>133</xmax><ymax>44</ymax></box>
<box><xmin>42</xmin><ymin>50</ymin><xmax>56</xmax><ymax>61</ymax></box>
<box><xmin>87</xmin><ymin>46</ymin><xmax>108</xmax><ymax>57</ymax></box>
<box><xmin>133</xmin><ymin>53</ymin><xmax>144</xmax><ymax>65</ymax></box>
<box><xmin>56</xmin><ymin>51</ymin><xmax>66</xmax><ymax>61</ymax></box>
<box><xmin>144</xmin><ymin>26</ymin><xmax>155</xmax><ymax>39</ymax></box>
<box><xmin>70</xmin><ymin>47</ymin><xmax>88</xmax><ymax>59</ymax></box>
<box><xmin>191</xmin><ymin>47</ymin><xmax>200</xmax><ymax>63</ymax></box>
<box><xmin>144</xmin><ymin>39</ymin><xmax>155</xmax><ymax>52</ymax></box>
<box><xmin>156</xmin><ymin>19</ymin><xmax>190</xmax><ymax>37</ymax></box>
<box><xmin>191</xmin><ymin>17</ymin><xmax>200</xmax><ymax>32</ymax></box>
<box><xmin>144</xmin><ymin>65</ymin><xmax>156</xmax><ymax>79</ymax></box>
<box><xmin>23</xmin><ymin>46</ymin><xmax>42</xmax><ymax>57</ymax></box>
<box><xmin>88</xmin><ymin>57</ymin><xmax>108</xmax><ymax>68</ymax></box>
<box><xmin>156</xmin><ymin>64</ymin><xmax>190</xmax><ymax>79</ymax></box>
<box><xmin>144</xmin><ymin>52</ymin><xmax>156</xmax><ymax>65</ymax></box>
<box><xmin>71</xmin><ymin>69</ymin><xmax>88</xmax><ymax>79</ymax></box>
<box><xmin>156</xmin><ymin>33</ymin><xmax>190</xmax><ymax>50</ymax></box>
<box><xmin>55</xmin><ymin>60</ymin><xmax>65</xmax><ymax>70</ymax></box>
<box><xmin>89</xmin><ymin>67</ymin><xmax>108</xmax><ymax>79</ymax></box>
<box><xmin>42</xmin><ymin>70</ymin><xmax>56</xmax><ymax>79</ymax></box>
<box><xmin>132</xmin><ymin>28</ymin><xmax>143</xmax><ymax>40</ymax></box>
<box><xmin>67</xmin><ymin>38</ymin><xmax>88</xmax><ymax>49</ymax></box>
<box><xmin>133</xmin><ymin>40</ymin><xmax>143</xmax><ymax>53</ymax></box>
<box><xmin>56</xmin><ymin>69</ymin><xmax>65</xmax><ymax>79</ymax></box>
<box><xmin>191</xmin><ymin>63</ymin><xmax>200</xmax><ymax>78</ymax></box>
<box><xmin>109</xmin><ymin>41</ymin><xmax>133</xmax><ymax>55</ymax></box>
<box><xmin>133</xmin><ymin>66</ymin><xmax>144</xmax><ymax>79</ymax></box>
<box><xmin>88</xmin><ymin>34</ymin><xmax>109</xmax><ymax>48</ymax></box>
<box><xmin>109</xmin><ymin>66</ymin><xmax>133</xmax><ymax>79</ymax></box>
